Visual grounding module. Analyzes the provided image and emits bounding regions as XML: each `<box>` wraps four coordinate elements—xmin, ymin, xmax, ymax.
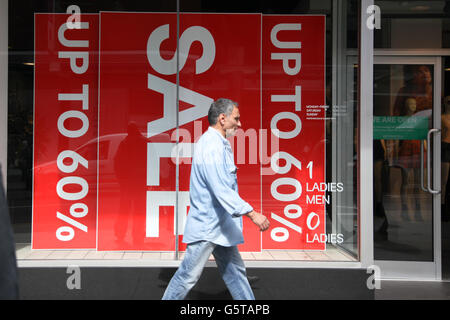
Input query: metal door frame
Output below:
<box><xmin>373</xmin><ymin>55</ymin><xmax>442</xmax><ymax>280</ymax></box>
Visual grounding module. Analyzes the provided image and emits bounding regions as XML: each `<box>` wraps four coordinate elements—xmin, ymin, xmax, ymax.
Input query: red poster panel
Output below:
<box><xmin>33</xmin><ymin>14</ymin><xmax>99</xmax><ymax>249</ymax></box>
<box><xmin>97</xmin><ymin>12</ymin><xmax>261</xmax><ymax>251</ymax></box>
<box><xmin>261</xmin><ymin>15</ymin><xmax>326</xmax><ymax>250</ymax></box>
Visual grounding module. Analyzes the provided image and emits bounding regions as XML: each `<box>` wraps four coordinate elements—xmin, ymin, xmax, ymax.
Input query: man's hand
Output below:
<box><xmin>246</xmin><ymin>211</ymin><xmax>270</xmax><ymax>231</ymax></box>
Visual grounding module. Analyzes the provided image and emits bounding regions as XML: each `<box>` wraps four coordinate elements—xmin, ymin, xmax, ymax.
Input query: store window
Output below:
<box><xmin>8</xmin><ymin>0</ymin><xmax>360</xmax><ymax>262</ymax></box>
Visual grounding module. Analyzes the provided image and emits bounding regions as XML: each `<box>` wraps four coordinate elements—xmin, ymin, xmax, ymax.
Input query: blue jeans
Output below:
<box><xmin>162</xmin><ymin>241</ymin><xmax>255</xmax><ymax>300</ymax></box>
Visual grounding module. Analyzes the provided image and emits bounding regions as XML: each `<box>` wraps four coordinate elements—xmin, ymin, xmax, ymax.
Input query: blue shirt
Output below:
<box><xmin>182</xmin><ymin>127</ymin><xmax>253</xmax><ymax>247</ymax></box>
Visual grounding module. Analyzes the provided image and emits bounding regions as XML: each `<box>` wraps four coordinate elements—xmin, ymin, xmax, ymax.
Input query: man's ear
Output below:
<box><xmin>218</xmin><ymin>113</ymin><xmax>226</xmax><ymax>125</ymax></box>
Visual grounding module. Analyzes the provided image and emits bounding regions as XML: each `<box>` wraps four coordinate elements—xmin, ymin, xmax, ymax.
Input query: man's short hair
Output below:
<box><xmin>208</xmin><ymin>98</ymin><xmax>238</xmax><ymax>125</ymax></box>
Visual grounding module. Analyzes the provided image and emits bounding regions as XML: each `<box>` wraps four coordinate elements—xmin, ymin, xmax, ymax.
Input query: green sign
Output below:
<box><xmin>373</xmin><ymin>116</ymin><xmax>429</xmax><ymax>140</ymax></box>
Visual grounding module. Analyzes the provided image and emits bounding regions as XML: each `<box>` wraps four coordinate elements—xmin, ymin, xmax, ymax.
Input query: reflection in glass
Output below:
<box><xmin>9</xmin><ymin>0</ymin><xmax>360</xmax><ymax>262</ymax></box>
<box><xmin>374</xmin><ymin>64</ymin><xmax>434</xmax><ymax>262</ymax></box>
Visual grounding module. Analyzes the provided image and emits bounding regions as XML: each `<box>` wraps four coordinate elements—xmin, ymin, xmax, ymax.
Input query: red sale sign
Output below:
<box><xmin>261</xmin><ymin>15</ymin><xmax>326</xmax><ymax>250</ymax></box>
<box><xmin>97</xmin><ymin>12</ymin><xmax>261</xmax><ymax>251</ymax></box>
<box><xmin>33</xmin><ymin>12</ymin><xmax>325</xmax><ymax>252</ymax></box>
<box><xmin>33</xmin><ymin>14</ymin><xmax>99</xmax><ymax>249</ymax></box>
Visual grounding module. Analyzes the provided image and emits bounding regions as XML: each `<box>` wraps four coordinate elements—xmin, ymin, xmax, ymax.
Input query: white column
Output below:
<box><xmin>0</xmin><ymin>0</ymin><xmax>8</xmax><ymax>189</ymax></box>
<box><xmin>359</xmin><ymin>0</ymin><xmax>374</xmax><ymax>268</ymax></box>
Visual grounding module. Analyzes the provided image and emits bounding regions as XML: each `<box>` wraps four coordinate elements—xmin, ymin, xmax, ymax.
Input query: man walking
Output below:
<box><xmin>162</xmin><ymin>98</ymin><xmax>270</xmax><ymax>300</ymax></box>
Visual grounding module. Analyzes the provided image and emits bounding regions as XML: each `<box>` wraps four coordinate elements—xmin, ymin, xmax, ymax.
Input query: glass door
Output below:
<box><xmin>373</xmin><ymin>56</ymin><xmax>442</xmax><ymax>280</ymax></box>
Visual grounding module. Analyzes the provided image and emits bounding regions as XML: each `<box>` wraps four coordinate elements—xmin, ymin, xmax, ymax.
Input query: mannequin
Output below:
<box><xmin>441</xmin><ymin>96</ymin><xmax>450</xmax><ymax>222</ymax></box>
<box><xmin>397</xmin><ymin>97</ymin><xmax>424</xmax><ymax>221</ymax></box>
<box><xmin>393</xmin><ymin>66</ymin><xmax>433</xmax><ymax>116</ymax></box>
<box><xmin>392</xmin><ymin>66</ymin><xmax>433</xmax><ymax>223</ymax></box>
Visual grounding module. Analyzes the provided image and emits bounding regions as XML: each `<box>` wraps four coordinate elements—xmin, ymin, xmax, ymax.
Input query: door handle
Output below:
<box><xmin>427</xmin><ymin>128</ymin><xmax>441</xmax><ymax>194</ymax></box>
<box><xmin>420</xmin><ymin>140</ymin><xmax>427</xmax><ymax>192</ymax></box>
